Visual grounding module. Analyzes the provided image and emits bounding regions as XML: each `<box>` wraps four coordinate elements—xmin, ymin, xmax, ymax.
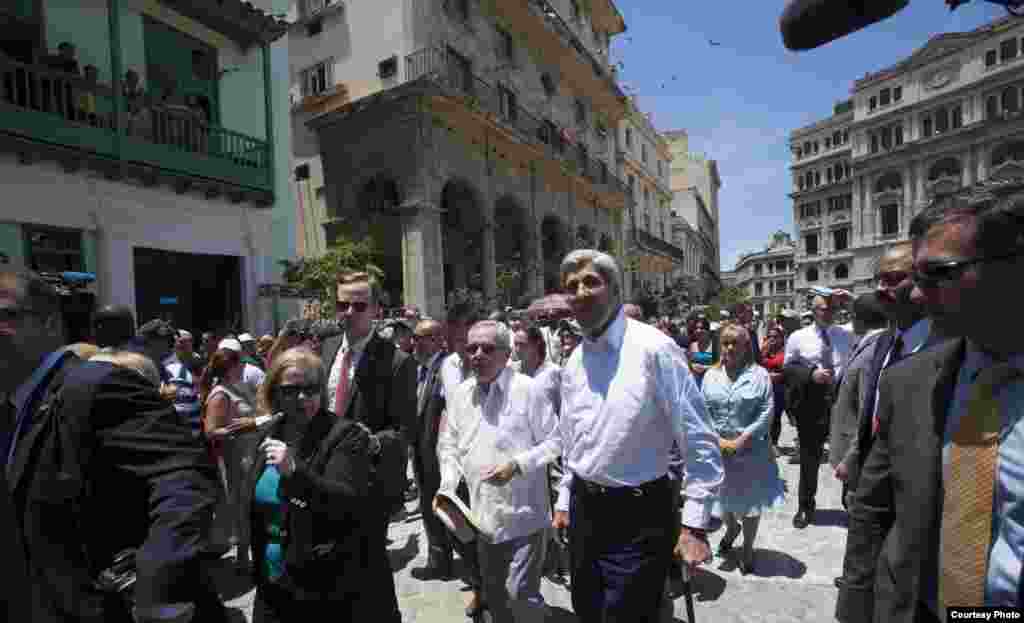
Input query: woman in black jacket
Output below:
<box><xmin>242</xmin><ymin>347</ymin><xmax>374</xmax><ymax>622</ymax></box>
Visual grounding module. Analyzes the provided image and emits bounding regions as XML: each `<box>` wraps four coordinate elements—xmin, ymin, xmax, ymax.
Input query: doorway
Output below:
<box><xmin>133</xmin><ymin>247</ymin><xmax>242</xmax><ymax>333</ymax></box>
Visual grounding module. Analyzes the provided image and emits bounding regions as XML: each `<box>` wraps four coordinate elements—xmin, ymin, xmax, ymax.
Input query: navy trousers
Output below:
<box><xmin>568</xmin><ymin>476</ymin><xmax>675</xmax><ymax>623</ymax></box>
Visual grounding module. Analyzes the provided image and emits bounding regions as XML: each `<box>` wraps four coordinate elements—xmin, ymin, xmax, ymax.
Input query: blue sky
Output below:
<box><xmin>609</xmin><ymin>0</ymin><xmax>1007</xmax><ymax>271</ymax></box>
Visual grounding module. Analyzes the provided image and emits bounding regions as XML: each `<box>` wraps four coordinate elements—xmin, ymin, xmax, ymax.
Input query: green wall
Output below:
<box><xmin>82</xmin><ymin>230</ymin><xmax>97</xmax><ymax>274</ymax></box>
<box><xmin>218</xmin><ymin>47</ymin><xmax>267</xmax><ymax>140</ymax></box>
<box><xmin>44</xmin><ymin>0</ymin><xmax>144</xmax><ymax>86</ymax></box>
<box><xmin>0</xmin><ymin>223</ymin><xmax>25</xmax><ymax>268</ymax></box>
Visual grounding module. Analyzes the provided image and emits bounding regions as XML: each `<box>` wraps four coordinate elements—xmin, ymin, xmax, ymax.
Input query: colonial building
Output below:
<box><xmin>288</xmin><ymin>0</ymin><xmax>633</xmax><ymax>317</ymax></box>
<box><xmin>790</xmin><ymin>14</ymin><xmax>1024</xmax><ymax>307</ymax></box>
<box><xmin>732</xmin><ymin>231</ymin><xmax>797</xmax><ymax>317</ymax></box>
<box><xmin>616</xmin><ymin>98</ymin><xmax>682</xmax><ymax>300</ymax></box>
<box><xmin>666</xmin><ymin>129</ymin><xmax>722</xmax><ymax>303</ymax></box>
<box><xmin>0</xmin><ymin>0</ymin><xmax>296</xmax><ymax>338</ymax></box>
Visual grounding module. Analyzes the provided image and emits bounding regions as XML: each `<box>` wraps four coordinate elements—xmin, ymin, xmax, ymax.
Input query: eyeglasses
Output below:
<box><xmin>336</xmin><ymin>300</ymin><xmax>370</xmax><ymax>313</ymax></box>
<box><xmin>912</xmin><ymin>250</ymin><xmax>1024</xmax><ymax>289</ymax></box>
<box><xmin>277</xmin><ymin>384</ymin><xmax>322</xmax><ymax>400</ymax></box>
<box><xmin>466</xmin><ymin>343</ymin><xmax>499</xmax><ymax>356</ymax></box>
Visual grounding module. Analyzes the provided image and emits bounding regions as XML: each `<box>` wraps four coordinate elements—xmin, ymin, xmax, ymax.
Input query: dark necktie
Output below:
<box><xmin>820</xmin><ymin>327</ymin><xmax>834</xmax><ymax>372</ymax></box>
<box><xmin>872</xmin><ymin>334</ymin><xmax>906</xmax><ymax>435</ymax></box>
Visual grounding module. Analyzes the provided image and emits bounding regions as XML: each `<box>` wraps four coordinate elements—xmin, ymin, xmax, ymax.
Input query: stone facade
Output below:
<box><xmin>790</xmin><ymin>14</ymin><xmax>1024</xmax><ymax>309</ymax></box>
<box><xmin>289</xmin><ymin>0</ymin><xmax>632</xmax><ymax>318</ymax></box>
<box><xmin>732</xmin><ymin>231</ymin><xmax>797</xmax><ymax>317</ymax></box>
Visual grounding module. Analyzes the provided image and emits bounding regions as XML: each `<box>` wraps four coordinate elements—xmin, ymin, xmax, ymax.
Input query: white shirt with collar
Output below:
<box><xmin>526</xmin><ymin>308</ymin><xmax>724</xmax><ymax>529</ymax></box>
<box><xmin>784</xmin><ymin>322</ymin><xmax>855</xmax><ymax>378</ymax></box>
<box><xmin>524</xmin><ymin>359</ymin><xmax>562</xmax><ymax>416</ymax></box>
<box><xmin>326</xmin><ymin>331</ymin><xmax>374</xmax><ymax>414</ymax></box>
<box><xmin>440</xmin><ymin>352</ymin><xmax>471</xmax><ymax>401</ymax></box>
<box><xmin>438</xmin><ymin>366</ymin><xmax>558</xmax><ymax>543</ymax></box>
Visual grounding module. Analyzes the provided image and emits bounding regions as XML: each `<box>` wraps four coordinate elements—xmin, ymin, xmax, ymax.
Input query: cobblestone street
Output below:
<box><xmin>218</xmin><ymin>421</ymin><xmax>845</xmax><ymax>622</ymax></box>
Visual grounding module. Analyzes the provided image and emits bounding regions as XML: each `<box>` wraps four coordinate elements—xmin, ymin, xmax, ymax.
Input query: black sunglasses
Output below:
<box><xmin>276</xmin><ymin>384</ymin><xmax>322</xmax><ymax>400</ymax></box>
<box><xmin>912</xmin><ymin>250</ymin><xmax>1024</xmax><ymax>289</ymax></box>
<box><xmin>466</xmin><ymin>343</ymin><xmax>499</xmax><ymax>356</ymax></box>
<box><xmin>336</xmin><ymin>300</ymin><xmax>370</xmax><ymax>313</ymax></box>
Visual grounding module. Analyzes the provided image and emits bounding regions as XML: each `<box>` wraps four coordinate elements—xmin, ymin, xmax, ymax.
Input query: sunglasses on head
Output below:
<box><xmin>336</xmin><ymin>300</ymin><xmax>370</xmax><ymax>313</ymax></box>
<box><xmin>276</xmin><ymin>384</ymin><xmax>321</xmax><ymax>400</ymax></box>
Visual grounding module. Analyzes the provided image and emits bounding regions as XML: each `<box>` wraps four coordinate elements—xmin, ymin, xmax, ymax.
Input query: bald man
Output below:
<box><xmin>783</xmin><ymin>295</ymin><xmax>854</xmax><ymax>529</ymax></box>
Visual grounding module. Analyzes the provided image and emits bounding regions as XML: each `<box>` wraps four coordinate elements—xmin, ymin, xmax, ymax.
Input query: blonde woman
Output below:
<box><xmin>701</xmin><ymin>325</ymin><xmax>785</xmax><ymax>575</ymax></box>
<box><xmin>240</xmin><ymin>347</ymin><xmax>374</xmax><ymax>621</ymax></box>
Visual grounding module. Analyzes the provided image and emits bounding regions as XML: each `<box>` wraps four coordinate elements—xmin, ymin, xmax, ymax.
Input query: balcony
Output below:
<box><xmin>405</xmin><ymin>45</ymin><xmax>631</xmax><ymax>203</ymax></box>
<box><xmin>0</xmin><ymin>55</ymin><xmax>272</xmax><ymax>200</ymax></box>
<box><xmin>633</xmin><ymin>228</ymin><xmax>686</xmax><ymax>264</ymax></box>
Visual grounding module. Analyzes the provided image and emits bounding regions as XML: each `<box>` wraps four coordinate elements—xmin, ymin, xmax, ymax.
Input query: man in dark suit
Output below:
<box><xmin>1</xmin><ymin>268</ymin><xmax>220</xmax><ymax>623</ymax></box>
<box><xmin>321</xmin><ymin>270</ymin><xmax>416</xmax><ymax>623</ymax></box>
<box><xmin>407</xmin><ymin>318</ymin><xmax>452</xmax><ymax>578</ymax></box>
<box><xmin>837</xmin><ymin>190</ymin><xmax>1024</xmax><ymax>622</ymax></box>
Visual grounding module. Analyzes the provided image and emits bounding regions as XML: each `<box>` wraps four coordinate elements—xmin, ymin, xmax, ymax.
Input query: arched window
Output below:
<box><xmin>874</xmin><ymin>171</ymin><xmax>902</xmax><ymax>194</ymax></box>
<box><xmin>1003</xmin><ymin>86</ymin><xmax>1019</xmax><ymax>114</ymax></box>
<box><xmin>992</xmin><ymin>141</ymin><xmax>1024</xmax><ymax>168</ymax></box>
<box><xmin>806</xmin><ymin>267</ymin><xmax>819</xmax><ymax>282</ymax></box>
<box><xmin>834</xmin><ymin>264</ymin><xmax>849</xmax><ymax>280</ymax></box>
<box><xmin>928</xmin><ymin>157</ymin><xmax>961</xmax><ymax>182</ymax></box>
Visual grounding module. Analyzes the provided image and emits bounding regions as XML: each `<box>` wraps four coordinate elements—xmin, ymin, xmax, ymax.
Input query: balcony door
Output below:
<box><xmin>143</xmin><ymin>17</ymin><xmax>218</xmax><ymax>124</ymax></box>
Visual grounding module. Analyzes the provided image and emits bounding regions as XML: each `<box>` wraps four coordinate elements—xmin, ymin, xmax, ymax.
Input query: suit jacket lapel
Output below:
<box><xmin>340</xmin><ymin>335</ymin><xmax>376</xmax><ymax>420</ymax></box>
<box><xmin>930</xmin><ymin>338</ymin><xmax>964</xmax><ymax>440</ymax></box>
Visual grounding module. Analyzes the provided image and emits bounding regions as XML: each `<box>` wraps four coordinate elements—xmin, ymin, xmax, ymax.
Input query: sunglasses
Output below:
<box><xmin>912</xmin><ymin>250</ymin><xmax>1023</xmax><ymax>289</ymax></box>
<box><xmin>466</xmin><ymin>343</ymin><xmax>499</xmax><ymax>356</ymax></box>
<box><xmin>277</xmin><ymin>384</ymin><xmax>322</xmax><ymax>400</ymax></box>
<box><xmin>336</xmin><ymin>300</ymin><xmax>370</xmax><ymax>313</ymax></box>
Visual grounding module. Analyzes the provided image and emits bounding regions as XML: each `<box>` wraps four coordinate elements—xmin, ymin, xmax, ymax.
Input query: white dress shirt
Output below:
<box><xmin>526</xmin><ymin>308</ymin><xmax>724</xmax><ymax>529</ymax></box>
<box><xmin>438</xmin><ymin>367</ymin><xmax>558</xmax><ymax>543</ymax></box>
<box><xmin>242</xmin><ymin>363</ymin><xmax>266</xmax><ymax>392</ymax></box>
<box><xmin>525</xmin><ymin>360</ymin><xmax>562</xmax><ymax>416</ymax></box>
<box><xmin>440</xmin><ymin>352</ymin><xmax>471</xmax><ymax>401</ymax></box>
<box><xmin>784</xmin><ymin>322</ymin><xmax>855</xmax><ymax>379</ymax></box>
<box><xmin>326</xmin><ymin>332</ymin><xmax>373</xmax><ymax>414</ymax></box>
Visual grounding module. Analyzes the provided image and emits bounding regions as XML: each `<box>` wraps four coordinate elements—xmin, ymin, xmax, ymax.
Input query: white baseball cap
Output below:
<box><xmin>218</xmin><ymin>338</ymin><xmax>242</xmax><ymax>352</ymax></box>
<box><xmin>238</xmin><ymin>333</ymin><xmax>255</xmax><ymax>343</ymax></box>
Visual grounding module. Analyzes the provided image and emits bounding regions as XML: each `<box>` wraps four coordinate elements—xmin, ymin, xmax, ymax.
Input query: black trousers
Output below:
<box><xmin>794</xmin><ymin>398</ymin><xmax>829</xmax><ymax>511</ymax></box>
<box><xmin>368</xmin><ymin>501</ymin><xmax>403</xmax><ymax>623</ymax></box>
<box><xmin>253</xmin><ymin>582</ymin><xmax>360</xmax><ymax>623</ymax></box>
<box><xmin>568</xmin><ymin>476</ymin><xmax>675</xmax><ymax>623</ymax></box>
<box><xmin>770</xmin><ymin>382</ymin><xmax>786</xmax><ymax>447</ymax></box>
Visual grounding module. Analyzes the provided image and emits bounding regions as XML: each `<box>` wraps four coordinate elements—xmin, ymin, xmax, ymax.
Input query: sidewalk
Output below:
<box><xmin>222</xmin><ymin>420</ymin><xmax>848</xmax><ymax>622</ymax></box>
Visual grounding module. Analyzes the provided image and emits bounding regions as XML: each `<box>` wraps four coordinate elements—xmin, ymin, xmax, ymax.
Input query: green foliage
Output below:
<box><xmin>705</xmin><ymin>285</ymin><xmax>750</xmax><ymax>323</ymax></box>
<box><xmin>279</xmin><ymin>237</ymin><xmax>383</xmax><ymax>318</ymax></box>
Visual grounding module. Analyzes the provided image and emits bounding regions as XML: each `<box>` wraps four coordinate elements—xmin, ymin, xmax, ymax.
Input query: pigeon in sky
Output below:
<box><xmin>709</xmin><ymin>39</ymin><xmax>721</xmax><ymax>46</ymax></box>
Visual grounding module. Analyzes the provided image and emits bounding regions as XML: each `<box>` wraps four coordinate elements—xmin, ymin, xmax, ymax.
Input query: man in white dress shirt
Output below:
<box><xmin>784</xmin><ymin>294</ymin><xmax>854</xmax><ymax>528</ymax></box>
<box><xmin>490</xmin><ymin>249</ymin><xmax>724</xmax><ymax>623</ymax></box>
<box><xmin>436</xmin><ymin>320</ymin><xmax>558</xmax><ymax>623</ymax></box>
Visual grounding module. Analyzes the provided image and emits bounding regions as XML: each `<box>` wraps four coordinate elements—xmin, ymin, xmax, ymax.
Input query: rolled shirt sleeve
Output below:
<box><xmin>654</xmin><ymin>345</ymin><xmax>724</xmax><ymax>529</ymax></box>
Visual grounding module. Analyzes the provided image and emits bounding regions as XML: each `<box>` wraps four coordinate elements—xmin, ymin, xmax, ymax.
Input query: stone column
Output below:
<box><xmin>978</xmin><ymin>144</ymin><xmax>989</xmax><ymax>181</ymax></box>
<box><xmin>915</xmin><ymin>161</ymin><xmax>926</xmax><ymax>207</ymax></box>
<box><xmin>851</xmin><ymin>176</ymin><xmax>863</xmax><ymax>246</ymax></box>
<box><xmin>482</xmin><ymin>219</ymin><xmax>497</xmax><ymax>306</ymax></box>
<box><xmin>964</xmin><ymin>147</ymin><xmax>976</xmax><ymax>186</ymax></box>
<box><xmin>863</xmin><ymin>175</ymin><xmax>873</xmax><ymax>242</ymax></box>
<box><xmin>398</xmin><ymin>200</ymin><xmax>447</xmax><ymax>321</ymax></box>
<box><xmin>905</xmin><ymin>164</ymin><xmax>914</xmax><ymax>210</ymax></box>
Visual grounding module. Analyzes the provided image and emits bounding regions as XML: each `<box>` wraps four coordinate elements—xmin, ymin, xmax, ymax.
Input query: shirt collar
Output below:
<box><xmin>584</xmin><ymin>307</ymin><xmax>627</xmax><ymax>352</ymax></box>
<box><xmin>475</xmin><ymin>366</ymin><xmax>511</xmax><ymax>401</ymax></box>
<box><xmin>896</xmin><ymin>317</ymin><xmax>931</xmax><ymax>355</ymax></box>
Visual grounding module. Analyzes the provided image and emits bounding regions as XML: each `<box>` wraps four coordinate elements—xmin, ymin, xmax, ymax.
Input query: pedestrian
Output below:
<box><xmin>760</xmin><ymin>324</ymin><xmax>787</xmax><ymax>450</ymax></box>
<box><xmin>838</xmin><ymin>189</ymin><xmax>1024</xmax><ymax>621</ymax></box>
<box><xmin>92</xmin><ymin>304</ymin><xmax>135</xmax><ymax>349</ymax></box>
<box><xmin>703</xmin><ymin>325</ymin><xmax>785</xmax><ymax>575</ymax></box>
<box><xmin>783</xmin><ymin>294</ymin><xmax>853</xmax><ymax>529</ymax></box>
<box><xmin>164</xmin><ymin>329</ymin><xmax>204</xmax><ymax>432</ymax></box>
<box><xmin>320</xmin><ymin>270</ymin><xmax>416</xmax><ymax>623</ymax></box>
<box><xmin>688</xmin><ymin>317</ymin><xmax>717</xmax><ymax>386</ymax></box>
<box><xmin>543</xmin><ymin>249</ymin><xmax>724</xmax><ymax>623</ymax></box>
<box><xmin>244</xmin><ymin>347</ymin><xmax>376</xmax><ymax>621</ymax></box>
<box><xmin>437</xmin><ymin>320</ymin><xmax>558</xmax><ymax>623</ymax></box>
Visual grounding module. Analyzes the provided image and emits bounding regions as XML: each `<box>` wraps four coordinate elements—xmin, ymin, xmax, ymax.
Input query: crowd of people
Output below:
<box><xmin>1</xmin><ymin>187</ymin><xmax>1021</xmax><ymax>623</ymax></box>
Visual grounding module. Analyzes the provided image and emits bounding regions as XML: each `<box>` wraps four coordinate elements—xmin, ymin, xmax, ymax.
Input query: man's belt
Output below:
<box><xmin>575</xmin><ymin>474</ymin><xmax>669</xmax><ymax>497</ymax></box>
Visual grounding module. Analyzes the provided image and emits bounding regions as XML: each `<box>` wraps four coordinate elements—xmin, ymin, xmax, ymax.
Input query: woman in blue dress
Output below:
<box><xmin>701</xmin><ymin>324</ymin><xmax>785</xmax><ymax>574</ymax></box>
<box><xmin>688</xmin><ymin>317</ymin><xmax>717</xmax><ymax>386</ymax></box>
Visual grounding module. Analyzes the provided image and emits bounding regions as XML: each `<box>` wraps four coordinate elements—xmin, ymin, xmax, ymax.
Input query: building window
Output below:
<box><xmin>754</xmin><ymin>263</ymin><xmax>762</xmax><ymax>275</ymax></box>
<box><xmin>825</xmin><ymin>137</ymin><xmax>832</xmax><ymax>149</ymax></box>
<box><xmin>1001</xmin><ymin>37</ymin><xmax>1018</xmax><ymax>63</ymax></box>
<box><xmin>842</xmin><ymin>129</ymin><xmax>849</xmax><ymax>143</ymax></box>
<box><xmin>805</xmin><ymin>234</ymin><xmax>819</xmax><ymax>256</ymax></box>
<box><xmin>987</xmin><ymin>49</ymin><xmax>998</xmax><ymax>67</ymax></box>
<box><xmin>869</xmin><ymin>95</ymin><xmax>877</xmax><ymax>111</ymax></box>
<box><xmin>498</xmin><ymin>84</ymin><xmax>518</xmax><ymax>122</ymax></box>
<box><xmin>813</xmin><ymin>141</ymin><xmax>819</xmax><ymax>154</ymax></box>
<box><xmin>24</xmin><ymin>226</ymin><xmax>84</xmax><ymax>273</ymax></box>
<box><xmin>445</xmin><ymin>0</ymin><xmax>470</xmax><ymax>21</ymax></box>
<box><xmin>300</xmin><ymin>60</ymin><xmax>332</xmax><ymax>96</ymax></box>
<box><xmin>625</xmin><ymin>127</ymin><xmax>633</xmax><ymax>148</ymax></box>
<box><xmin>755</xmin><ymin>283</ymin><xmax>763</xmax><ymax>296</ymax></box>
<box><xmin>827</xmin><ymin>168</ymin><xmax>833</xmax><ymax>184</ymax></box>
<box><xmin>834</xmin><ymin>264</ymin><xmax>849</xmax><ymax>280</ymax></box>
<box><xmin>775</xmin><ymin>260</ymin><xmax>788</xmax><ymax>273</ymax></box>
<box><xmin>803</xmin><ymin>141</ymin><xmax>811</xmax><ymax>154</ymax></box>
<box><xmin>832</xmin><ymin>131</ymin><xmax>841</xmax><ymax>146</ymax></box>
<box><xmin>815</xmin><ymin>170</ymin><xmax>821</xmax><ymax>186</ymax></box>
<box><xmin>952</xmin><ymin>105</ymin><xmax>963</xmax><ymax>129</ymax></box>
<box><xmin>871</xmin><ymin>133</ymin><xmax>879</xmax><ymax>154</ymax></box>
<box><xmin>496</xmin><ymin>26</ymin><xmax>515</xmax><ymax>62</ymax></box>
<box><xmin>894</xmin><ymin>86</ymin><xmax>902</xmax><ymax>102</ymax></box>
<box><xmin>795</xmin><ymin>147</ymin><xmax>802</xmax><ymax>159</ymax></box>
<box><xmin>922</xmin><ymin>115</ymin><xmax>933</xmax><ymax>137</ymax></box>
<box><xmin>935</xmin><ymin>107</ymin><xmax>949</xmax><ymax>134</ymax></box>
<box><xmin>1003</xmin><ymin>86</ymin><xmax>1019</xmax><ymax>114</ymax></box>
<box><xmin>881</xmin><ymin>204</ymin><xmax>900</xmax><ymax>237</ymax></box>
<box><xmin>988</xmin><ymin>94</ymin><xmax>1000</xmax><ymax>120</ymax></box>
<box><xmin>641</xmin><ymin>143</ymin><xmax>647</xmax><ymax>163</ymax></box>
<box><xmin>806</xmin><ymin>266</ymin><xmax>819</xmax><ymax>282</ymax></box>
<box><xmin>833</xmin><ymin>228</ymin><xmax>849</xmax><ymax>251</ymax></box>
<box><xmin>879</xmin><ymin>88</ymin><xmax>891</xmax><ymax>106</ymax></box>
<box><xmin>894</xmin><ymin>124</ymin><xmax>903</xmax><ymax>146</ymax></box>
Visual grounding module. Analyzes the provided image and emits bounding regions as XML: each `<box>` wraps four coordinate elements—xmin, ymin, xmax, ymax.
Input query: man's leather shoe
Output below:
<box><xmin>465</xmin><ymin>591</ymin><xmax>486</xmax><ymax>618</ymax></box>
<box><xmin>793</xmin><ymin>509</ymin><xmax>813</xmax><ymax>529</ymax></box>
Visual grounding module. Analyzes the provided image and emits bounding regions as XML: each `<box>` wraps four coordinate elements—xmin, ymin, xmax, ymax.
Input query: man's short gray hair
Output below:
<box><xmin>559</xmin><ymin>249</ymin><xmax>623</xmax><ymax>304</ymax></box>
<box><xmin>470</xmin><ymin>320</ymin><xmax>512</xmax><ymax>352</ymax></box>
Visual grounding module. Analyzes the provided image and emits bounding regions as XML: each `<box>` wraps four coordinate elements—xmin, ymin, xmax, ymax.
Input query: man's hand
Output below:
<box><xmin>834</xmin><ymin>462</ymin><xmax>849</xmax><ymax>482</ymax></box>
<box><xmin>432</xmin><ymin>494</ymin><xmax>453</xmax><ymax>514</ymax></box>
<box><xmin>482</xmin><ymin>460</ymin><xmax>520</xmax><ymax>486</ymax></box>
<box><xmin>261</xmin><ymin>438</ymin><xmax>296</xmax><ymax>476</ymax></box>
<box><xmin>674</xmin><ymin>527</ymin><xmax>711</xmax><ymax>571</ymax></box>
<box><xmin>552</xmin><ymin>510</ymin><xmax>570</xmax><ymax>530</ymax></box>
<box><xmin>812</xmin><ymin>367</ymin><xmax>834</xmax><ymax>385</ymax></box>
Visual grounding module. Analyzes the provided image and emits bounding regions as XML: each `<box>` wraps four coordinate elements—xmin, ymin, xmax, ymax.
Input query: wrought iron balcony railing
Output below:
<box><xmin>405</xmin><ymin>45</ymin><xmax>630</xmax><ymax>200</ymax></box>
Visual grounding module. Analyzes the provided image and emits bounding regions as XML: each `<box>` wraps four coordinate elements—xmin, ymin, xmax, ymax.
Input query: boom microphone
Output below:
<box><xmin>780</xmin><ymin>0</ymin><xmax>910</xmax><ymax>51</ymax></box>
